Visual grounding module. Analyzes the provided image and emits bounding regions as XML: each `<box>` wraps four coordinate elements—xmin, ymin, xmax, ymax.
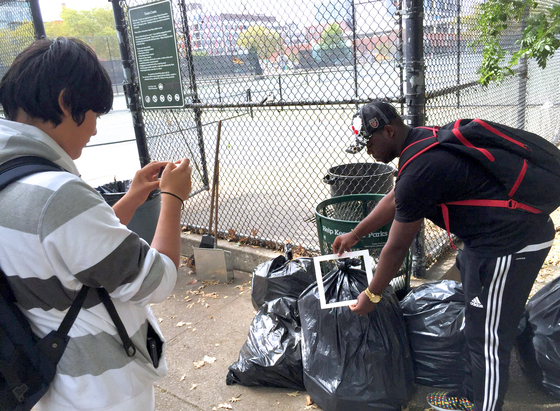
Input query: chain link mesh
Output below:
<box><xmin>0</xmin><ymin>0</ymin><xmax>35</xmax><ymax>88</ymax></box>
<box><xmin>115</xmin><ymin>0</ymin><xmax>404</xmax><ymax>257</ymax></box>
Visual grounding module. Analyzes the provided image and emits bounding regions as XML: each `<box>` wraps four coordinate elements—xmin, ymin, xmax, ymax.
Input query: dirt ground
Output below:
<box><xmin>531</xmin><ymin>208</ymin><xmax>560</xmax><ymax>298</ymax></box>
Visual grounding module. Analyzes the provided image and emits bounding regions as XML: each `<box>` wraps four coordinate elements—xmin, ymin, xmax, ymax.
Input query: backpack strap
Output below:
<box><xmin>97</xmin><ymin>288</ymin><xmax>137</xmax><ymax>357</ymax></box>
<box><xmin>0</xmin><ymin>156</ymin><xmax>64</xmax><ymax>190</ymax></box>
<box><xmin>440</xmin><ymin>199</ymin><xmax>543</xmax><ymax>249</ymax></box>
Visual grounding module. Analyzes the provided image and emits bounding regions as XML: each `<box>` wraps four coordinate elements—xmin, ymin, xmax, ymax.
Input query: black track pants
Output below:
<box><xmin>457</xmin><ymin>235</ymin><xmax>553</xmax><ymax>411</ymax></box>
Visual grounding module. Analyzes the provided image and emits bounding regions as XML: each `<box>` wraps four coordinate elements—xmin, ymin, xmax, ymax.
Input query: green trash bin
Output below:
<box><xmin>315</xmin><ymin>193</ymin><xmax>410</xmax><ymax>298</ymax></box>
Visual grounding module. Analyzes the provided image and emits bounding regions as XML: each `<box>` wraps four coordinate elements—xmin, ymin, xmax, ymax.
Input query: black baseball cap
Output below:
<box><xmin>346</xmin><ymin>101</ymin><xmax>399</xmax><ymax>153</ymax></box>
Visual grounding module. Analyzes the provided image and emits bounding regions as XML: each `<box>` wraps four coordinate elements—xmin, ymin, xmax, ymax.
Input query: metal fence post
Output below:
<box><xmin>179</xmin><ymin>0</ymin><xmax>209</xmax><ymax>189</ymax></box>
<box><xmin>247</xmin><ymin>89</ymin><xmax>253</xmax><ymax>118</ymax></box>
<box><xmin>404</xmin><ymin>0</ymin><xmax>427</xmax><ymax>278</ymax></box>
<box><xmin>517</xmin><ymin>8</ymin><xmax>529</xmax><ymax>130</ymax></box>
<box><xmin>29</xmin><ymin>0</ymin><xmax>46</xmax><ymax>39</ymax></box>
<box><xmin>110</xmin><ymin>0</ymin><xmax>150</xmax><ymax>167</ymax></box>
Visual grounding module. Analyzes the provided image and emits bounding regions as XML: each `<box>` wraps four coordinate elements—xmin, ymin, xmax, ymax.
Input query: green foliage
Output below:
<box><xmin>44</xmin><ymin>6</ymin><xmax>119</xmax><ymax>60</ymax></box>
<box><xmin>318</xmin><ymin>23</ymin><xmax>346</xmax><ymax>50</ymax></box>
<box><xmin>0</xmin><ymin>22</ymin><xmax>35</xmax><ymax>67</ymax></box>
<box><xmin>474</xmin><ymin>0</ymin><xmax>560</xmax><ymax>85</ymax></box>
<box><xmin>236</xmin><ymin>25</ymin><xmax>282</xmax><ymax>60</ymax></box>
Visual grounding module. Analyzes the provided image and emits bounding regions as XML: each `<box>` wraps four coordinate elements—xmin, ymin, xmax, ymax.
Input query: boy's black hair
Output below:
<box><xmin>0</xmin><ymin>37</ymin><xmax>113</xmax><ymax>126</ymax></box>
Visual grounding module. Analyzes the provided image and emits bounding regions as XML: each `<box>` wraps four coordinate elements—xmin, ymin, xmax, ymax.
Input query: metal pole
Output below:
<box><xmin>456</xmin><ymin>0</ymin><xmax>461</xmax><ymax>108</ymax></box>
<box><xmin>179</xmin><ymin>0</ymin><xmax>209</xmax><ymax>188</ymax></box>
<box><xmin>403</xmin><ymin>0</ymin><xmax>426</xmax><ymax>278</ymax></box>
<box><xmin>29</xmin><ymin>0</ymin><xmax>46</xmax><ymax>39</ymax></box>
<box><xmin>110</xmin><ymin>0</ymin><xmax>151</xmax><ymax>167</ymax></box>
<box><xmin>106</xmin><ymin>36</ymin><xmax>118</xmax><ymax>94</ymax></box>
<box><xmin>517</xmin><ymin>8</ymin><xmax>529</xmax><ymax>130</ymax></box>
<box><xmin>351</xmin><ymin>0</ymin><xmax>358</xmax><ymax>101</ymax></box>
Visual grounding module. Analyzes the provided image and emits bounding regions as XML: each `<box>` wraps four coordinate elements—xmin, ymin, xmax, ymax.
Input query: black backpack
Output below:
<box><xmin>398</xmin><ymin>119</ymin><xmax>560</xmax><ymax>246</ymax></box>
<box><xmin>0</xmin><ymin>156</ymin><xmax>136</xmax><ymax>411</ymax></box>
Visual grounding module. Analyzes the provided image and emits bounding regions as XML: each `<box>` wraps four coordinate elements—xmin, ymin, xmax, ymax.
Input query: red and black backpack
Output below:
<box><xmin>398</xmin><ymin>119</ymin><xmax>560</xmax><ymax>247</ymax></box>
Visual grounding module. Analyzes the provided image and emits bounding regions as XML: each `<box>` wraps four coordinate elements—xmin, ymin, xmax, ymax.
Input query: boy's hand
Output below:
<box><xmin>159</xmin><ymin>158</ymin><xmax>192</xmax><ymax>201</ymax></box>
<box><xmin>126</xmin><ymin>161</ymin><xmax>168</xmax><ymax>206</ymax></box>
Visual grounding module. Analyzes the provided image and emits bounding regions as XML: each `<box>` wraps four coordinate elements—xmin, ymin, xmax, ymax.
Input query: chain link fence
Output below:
<box><xmin>113</xmin><ymin>0</ymin><xmax>406</xmax><ymax>256</ymax></box>
<box><xmin>111</xmin><ymin>0</ymin><xmax>560</xmax><ymax>270</ymax></box>
<box><xmin>0</xmin><ymin>0</ymin><xmax>36</xmax><ymax>87</ymax></box>
<box><xmin>2</xmin><ymin>0</ymin><xmax>559</xmax><ymax>271</ymax></box>
<box><xmin>422</xmin><ymin>0</ymin><xmax>560</xmax><ymax>265</ymax></box>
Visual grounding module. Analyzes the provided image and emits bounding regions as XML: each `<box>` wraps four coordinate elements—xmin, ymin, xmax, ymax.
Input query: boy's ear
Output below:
<box><xmin>57</xmin><ymin>89</ymin><xmax>71</xmax><ymax>117</ymax></box>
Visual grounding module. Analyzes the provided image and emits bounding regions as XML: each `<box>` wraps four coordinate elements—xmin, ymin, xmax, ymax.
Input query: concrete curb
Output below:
<box><xmin>181</xmin><ymin>232</ymin><xmax>281</xmax><ymax>274</ymax></box>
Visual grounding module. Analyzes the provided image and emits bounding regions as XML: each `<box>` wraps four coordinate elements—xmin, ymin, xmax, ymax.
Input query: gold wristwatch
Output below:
<box><xmin>364</xmin><ymin>287</ymin><xmax>382</xmax><ymax>304</ymax></box>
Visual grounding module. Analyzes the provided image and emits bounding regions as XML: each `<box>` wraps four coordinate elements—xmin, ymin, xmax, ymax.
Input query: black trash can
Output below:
<box><xmin>96</xmin><ymin>180</ymin><xmax>161</xmax><ymax>244</ymax></box>
<box><xmin>323</xmin><ymin>163</ymin><xmax>395</xmax><ymax>197</ymax></box>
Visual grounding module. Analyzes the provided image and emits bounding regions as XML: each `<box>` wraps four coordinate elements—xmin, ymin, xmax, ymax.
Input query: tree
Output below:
<box><xmin>473</xmin><ymin>0</ymin><xmax>560</xmax><ymax>85</ymax></box>
<box><xmin>318</xmin><ymin>23</ymin><xmax>346</xmax><ymax>50</ymax></box>
<box><xmin>316</xmin><ymin>23</ymin><xmax>351</xmax><ymax>65</ymax></box>
<box><xmin>236</xmin><ymin>25</ymin><xmax>282</xmax><ymax>60</ymax></box>
<box><xmin>44</xmin><ymin>6</ymin><xmax>119</xmax><ymax>60</ymax></box>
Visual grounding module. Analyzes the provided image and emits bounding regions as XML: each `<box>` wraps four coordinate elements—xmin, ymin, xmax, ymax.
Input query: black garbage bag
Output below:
<box><xmin>251</xmin><ymin>247</ymin><xmax>315</xmax><ymax>310</ymax></box>
<box><xmin>226</xmin><ymin>296</ymin><xmax>305</xmax><ymax>390</ymax></box>
<box><xmin>298</xmin><ymin>259</ymin><xmax>414</xmax><ymax>411</ymax></box>
<box><xmin>399</xmin><ymin>280</ymin><xmax>467</xmax><ymax>388</ymax></box>
<box><xmin>517</xmin><ymin>275</ymin><xmax>560</xmax><ymax>399</ymax></box>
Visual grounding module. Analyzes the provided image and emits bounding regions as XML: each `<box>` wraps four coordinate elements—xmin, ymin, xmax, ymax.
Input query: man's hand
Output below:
<box><xmin>349</xmin><ymin>291</ymin><xmax>377</xmax><ymax>315</ymax></box>
<box><xmin>332</xmin><ymin>232</ymin><xmax>359</xmax><ymax>255</ymax></box>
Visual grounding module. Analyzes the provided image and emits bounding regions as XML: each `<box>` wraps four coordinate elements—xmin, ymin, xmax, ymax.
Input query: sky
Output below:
<box><xmin>37</xmin><ymin>0</ymin><xmax>317</xmax><ymax>26</ymax></box>
<box><xmin>38</xmin><ymin>0</ymin><xmax>112</xmax><ymax>22</ymax></box>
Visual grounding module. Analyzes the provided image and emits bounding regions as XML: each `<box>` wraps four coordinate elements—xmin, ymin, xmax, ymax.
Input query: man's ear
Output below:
<box><xmin>383</xmin><ymin>124</ymin><xmax>395</xmax><ymax>138</ymax></box>
<box><xmin>57</xmin><ymin>89</ymin><xmax>71</xmax><ymax>117</ymax></box>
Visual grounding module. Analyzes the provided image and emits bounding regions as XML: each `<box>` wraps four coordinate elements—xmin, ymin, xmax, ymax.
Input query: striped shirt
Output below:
<box><xmin>0</xmin><ymin>118</ymin><xmax>177</xmax><ymax>410</ymax></box>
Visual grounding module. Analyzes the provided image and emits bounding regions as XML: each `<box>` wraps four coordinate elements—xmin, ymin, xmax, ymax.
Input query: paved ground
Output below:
<box><xmin>145</xmin><ymin>234</ymin><xmax>560</xmax><ymax>411</ymax></box>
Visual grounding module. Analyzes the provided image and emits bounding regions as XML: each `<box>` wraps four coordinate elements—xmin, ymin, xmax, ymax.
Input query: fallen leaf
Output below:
<box><xmin>193</xmin><ymin>360</ymin><xmax>205</xmax><ymax>369</ymax></box>
<box><xmin>158</xmin><ymin>317</ymin><xmax>163</xmax><ymax>323</ymax></box>
<box><xmin>229</xmin><ymin>394</ymin><xmax>242</xmax><ymax>403</ymax></box>
<box><xmin>203</xmin><ymin>355</ymin><xmax>216</xmax><ymax>363</ymax></box>
<box><xmin>304</xmin><ymin>406</ymin><xmax>318</xmax><ymax>410</ymax></box>
<box><xmin>306</xmin><ymin>395</ymin><xmax>314</xmax><ymax>406</ymax></box>
<box><xmin>287</xmin><ymin>391</ymin><xmax>299</xmax><ymax>397</ymax></box>
<box><xmin>213</xmin><ymin>404</ymin><xmax>232</xmax><ymax>410</ymax></box>
<box><xmin>179</xmin><ymin>374</ymin><xmax>186</xmax><ymax>382</ymax></box>
<box><xmin>188</xmin><ymin>279</ymin><xmax>198</xmax><ymax>285</ymax></box>
<box><xmin>190</xmin><ymin>383</ymin><xmax>198</xmax><ymax>390</ymax></box>
<box><xmin>176</xmin><ymin>321</ymin><xmax>188</xmax><ymax>327</ymax></box>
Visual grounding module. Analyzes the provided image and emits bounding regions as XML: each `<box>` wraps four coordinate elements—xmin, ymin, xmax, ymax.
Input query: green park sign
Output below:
<box><xmin>128</xmin><ymin>0</ymin><xmax>184</xmax><ymax>109</ymax></box>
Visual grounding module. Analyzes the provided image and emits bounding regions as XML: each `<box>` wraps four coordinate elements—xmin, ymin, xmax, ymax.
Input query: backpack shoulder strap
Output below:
<box><xmin>0</xmin><ymin>156</ymin><xmax>64</xmax><ymax>190</ymax></box>
<box><xmin>398</xmin><ymin>127</ymin><xmax>440</xmax><ymax>176</ymax></box>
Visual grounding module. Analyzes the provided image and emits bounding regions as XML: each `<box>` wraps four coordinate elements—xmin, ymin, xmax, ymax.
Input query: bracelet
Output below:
<box><xmin>350</xmin><ymin>228</ymin><xmax>361</xmax><ymax>241</ymax></box>
<box><xmin>364</xmin><ymin>287</ymin><xmax>382</xmax><ymax>304</ymax></box>
<box><xmin>160</xmin><ymin>191</ymin><xmax>185</xmax><ymax>209</ymax></box>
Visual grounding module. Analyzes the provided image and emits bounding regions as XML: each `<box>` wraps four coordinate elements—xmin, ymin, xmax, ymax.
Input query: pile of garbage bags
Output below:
<box><xmin>227</xmin><ymin>252</ymin><xmax>414</xmax><ymax>411</ymax></box>
<box><xmin>228</xmin><ymin>248</ymin><xmax>560</xmax><ymax>409</ymax></box>
<box><xmin>517</xmin><ymin>275</ymin><xmax>560</xmax><ymax>399</ymax></box>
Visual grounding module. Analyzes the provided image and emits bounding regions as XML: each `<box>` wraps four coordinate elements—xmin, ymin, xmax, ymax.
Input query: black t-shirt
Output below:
<box><xmin>395</xmin><ymin>127</ymin><xmax>553</xmax><ymax>256</ymax></box>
